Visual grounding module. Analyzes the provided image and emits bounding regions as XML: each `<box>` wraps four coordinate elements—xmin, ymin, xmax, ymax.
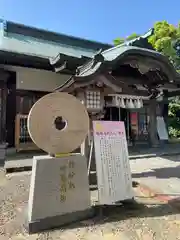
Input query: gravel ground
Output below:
<box><xmin>1</xmin><ymin>168</ymin><xmax>180</xmax><ymax>239</ymax></box>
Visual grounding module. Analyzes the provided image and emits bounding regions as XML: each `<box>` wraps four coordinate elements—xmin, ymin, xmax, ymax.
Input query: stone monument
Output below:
<box><xmin>26</xmin><ymin>92</ymin><xmax>94</xmax><ymax>234</ymax></box>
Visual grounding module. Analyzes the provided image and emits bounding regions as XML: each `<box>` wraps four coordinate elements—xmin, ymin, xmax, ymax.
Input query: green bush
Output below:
<box><xmin>168</xmin><ymin>97</ymin><xmax>180</xmax><ymax>138</ymax></box>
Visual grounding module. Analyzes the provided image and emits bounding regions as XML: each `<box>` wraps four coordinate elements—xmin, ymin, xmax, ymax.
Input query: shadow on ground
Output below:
<box><xmin>162</xmin><ymin>155</ymin><xmax>180</xmax><ymax>163</ymax></box>
<box><xmin>132</xmin><ymin>165</ymin><xmax>180</xmax><ymax>179</ymax></box>
<box><xmin>44</xmin><ymin>198</ymin><xmax>180</xmax><ymax>232</ymax></box>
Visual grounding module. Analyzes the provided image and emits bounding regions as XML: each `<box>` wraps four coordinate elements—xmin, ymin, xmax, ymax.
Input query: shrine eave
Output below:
<box><xmin>49</xmin><ymin>53</ymin><xmax>91</xmax><ymax>74</ymax></box>
<box><xmin>77</xmin><ymin>46</ymin><xmax>178</xmax><ymax>79</ymax></box>
<box><xmin>54</xmin><ymin>45</ymin><xmax>180</xmax><ymax>93</ymax></box>
<box><xmin>50</xmin><ymin>29</ymin><xmax>155</xmax><ymax>74</ymax></box>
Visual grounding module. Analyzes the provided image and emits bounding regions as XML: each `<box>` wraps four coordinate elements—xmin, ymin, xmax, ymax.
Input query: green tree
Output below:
<box><xmin>148</xmin><ymin>21</ymin><xmax>180</xmax><ymax>70</ymax></box>
<box><xmin>126</xmin><ymin>33</ymin><xmax>140</xmax><ymax>41</ymax></box>
<box><xmin>168</xmin><ymin>97</ymin><xmax>180</xmax><ymax>138</ymax></box>
<box><xmin>114</xmin><ymin>21</ymin><xmax>180</xmax><ymax>68</ymax></box>
<box><xmin>113</xmin><ymin>37</ymin><xmax>125</xmax><ymax>46</ymax></box>
<box><xmin>114</xmin><ymin>33</ymin><xmax>140</xmax><ymax>45</ymax></box>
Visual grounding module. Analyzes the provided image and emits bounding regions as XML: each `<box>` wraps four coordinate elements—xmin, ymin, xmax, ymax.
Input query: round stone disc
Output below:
<box><xmin>27</xmin><ymin>92</ymin><xmax>89</xmax><ymax>154</ymax></box>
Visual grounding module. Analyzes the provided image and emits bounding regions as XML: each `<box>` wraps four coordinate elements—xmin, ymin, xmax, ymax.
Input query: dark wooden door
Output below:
<box><xmin>6</xmin><ymin>73</ymin><xmax>16</xmax><ymax>147</ymax></box>
<box><xmin>103</xmin><ymin>107</ymin><xmax>120</xmax><ymax>121</ymax></box>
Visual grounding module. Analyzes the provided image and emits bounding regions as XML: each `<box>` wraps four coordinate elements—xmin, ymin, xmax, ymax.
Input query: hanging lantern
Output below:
<box><xmin>85</xmin><ymin>90</ymin><xmax>103</xmax><ymax>112</ymax></box>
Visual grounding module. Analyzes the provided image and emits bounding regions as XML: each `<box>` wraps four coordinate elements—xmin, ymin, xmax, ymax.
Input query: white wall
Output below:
<box><xmin>0</xmin><ymin>65</ymin><xmax>70</xmax><ymax>92</ymax></box>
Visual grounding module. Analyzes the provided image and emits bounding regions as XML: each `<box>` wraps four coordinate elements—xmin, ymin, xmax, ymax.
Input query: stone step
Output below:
<box><xmin>4</xmin><ymin>158</ymin><xmax>33</xmax><ymax>174</ymax></box>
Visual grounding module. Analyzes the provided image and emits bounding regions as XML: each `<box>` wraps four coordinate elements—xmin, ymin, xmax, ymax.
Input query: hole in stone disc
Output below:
<box><xmin>54</xmin><ymin>116</ymin><xmax>67</xmax><ymax>131</ymax></box>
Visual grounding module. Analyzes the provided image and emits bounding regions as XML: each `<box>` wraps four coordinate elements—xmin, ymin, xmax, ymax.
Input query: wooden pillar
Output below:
<box><xmin>162</xmin><ymin>90</ymin><xmax>169</xmax><ymax>129</ymax></box>
<box><xmin>0</xmin><ymin>81</ymin><xmax>7</xmax><ymax>144</ymax></box>
<box><xmin>0</xmin><ymin>70</ymin><xmax>9</xmax><ymax>163</ymax></box>
<box><xmin>148</xmin><ymin>99</ymin><xmax>159</xmax><ymax>147</ymax></box>
<box><xmin>1</xmin><ymin>87</ymin><xmax>7</xmax><ymax>143</ymax></box>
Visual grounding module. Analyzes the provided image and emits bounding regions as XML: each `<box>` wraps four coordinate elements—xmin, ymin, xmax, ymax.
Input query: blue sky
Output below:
<box><xmin>0</xmin><ymin>0</ymin><xmax>179</xmax><ymax>44</ymax></box>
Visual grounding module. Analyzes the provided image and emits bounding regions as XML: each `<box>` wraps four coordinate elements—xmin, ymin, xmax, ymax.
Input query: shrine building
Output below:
<box><xmin>0</xmin><ymin>19</ymin><xmax>180</xmax><ymax>161</ymax></box>
<box><xmin>52</xmin><ymin>29</ymin><xmax>180</xmax><ymax>150</ymax></box>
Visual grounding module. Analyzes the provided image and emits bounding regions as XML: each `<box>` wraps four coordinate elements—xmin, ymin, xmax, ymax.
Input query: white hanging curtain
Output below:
<box><xmin>114</xmin><ymin>95</ymin><xmax>144</xmax><ymax>109</ymax></box>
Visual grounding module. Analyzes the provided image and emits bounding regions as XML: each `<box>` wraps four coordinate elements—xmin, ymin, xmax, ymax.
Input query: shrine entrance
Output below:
<box><xmin>102</xmin><ymin>106</ymin><xmax>131</xmax><ymax>143</ymax></box>
<box><xmin>102</xmin><ymin>102</ymin><xmax>149</xmax><ymax>145</ymax></box>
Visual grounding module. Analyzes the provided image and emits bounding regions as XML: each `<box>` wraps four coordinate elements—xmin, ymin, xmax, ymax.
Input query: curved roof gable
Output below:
<box><xmin>56</xmin><ymin>45</ymin><xmax>180</xmax><ymax>93</ymax></box>
<box><xmin>78</xmin><ymin>45</ymin><xmax>178</xmax><ymax>81</ymax></box>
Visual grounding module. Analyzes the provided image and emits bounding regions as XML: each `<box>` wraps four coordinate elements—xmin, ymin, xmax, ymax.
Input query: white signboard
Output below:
<box><xmin>157</xmin><ymin>116</ymin><xmax>168</xmax><ymax>140</ymax></box>
<box><xmin>93</xmin><ymin>121</ymin><xmax>133</xmax><ymax>205</ymax></box>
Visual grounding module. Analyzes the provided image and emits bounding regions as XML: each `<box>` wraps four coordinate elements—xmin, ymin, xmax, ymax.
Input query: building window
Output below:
<box><xmin>16</xmin><ymin>91</ymin><xmax>47</xmax><ymax>114</ymax></box>
<box><xmin>85</xmin><ymin>90</ymin><xmax>102</xmax><ymax>111</ymax></box>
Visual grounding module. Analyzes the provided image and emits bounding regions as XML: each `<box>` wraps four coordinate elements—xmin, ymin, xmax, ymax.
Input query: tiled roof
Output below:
<box><xmin>0</xmin><ymin>19</ymin><xmax>111</xmax><ymax>59</ymax></box>
<box><xmin>55</xmin><ymin>45</ymin><xmax>180</xmax><ymax>97</ymax></box>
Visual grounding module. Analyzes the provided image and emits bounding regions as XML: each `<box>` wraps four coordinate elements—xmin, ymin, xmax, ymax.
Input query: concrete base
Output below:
<box><xmin>27</xmin><ymin>154</ymin><xmax>93</xmax><ymax>234</ymax></box>
<box><xmin>26</xmin><ymin>208</ymin><xmax>95</xmax><ymax>234</ymax></box>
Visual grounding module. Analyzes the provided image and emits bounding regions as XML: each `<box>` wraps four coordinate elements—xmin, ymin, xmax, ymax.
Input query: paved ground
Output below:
<box><xmin>129</xmin><ymin>143</ymin><xmax>180</xmax><ymax>158</ymax></box>
<box><xmin>1</xmin><ymin>168</ymin><xmax>180</xmax><ymax>239</ymax></box>
<box><xmin>5</xmin><ymin>143</ymin><xmax>180</xmax><ymax>171</ymax></box>
<box><xmin>130</xmin><ymin>154</ymin><xmax>180</xmax><ymax>201</ymax></box>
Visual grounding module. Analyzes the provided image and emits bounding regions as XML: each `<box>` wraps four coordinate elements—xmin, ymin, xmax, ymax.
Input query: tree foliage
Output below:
<box><xmin>148</xmin><ymin>21</ymin><xmax>180</xmax><ymax>70</ymax></box>
<box><xmin>113</xmin><ymin>21</ymin><xmax>180</xmax><ymax>69</ymax></box>
<box><xmin>113</xmin><ymin>37</ymin><xmax>125</xmax><ymax>46</ymax></box>
<box><xmin>168</xmin><ymin>97</ymin><xmax>180</xmax><ymax>138</ymax></box>
<box><xmin>114</xmin><ymin>33</ymin><xmax>140</xmax><ymax>45</ymax></box>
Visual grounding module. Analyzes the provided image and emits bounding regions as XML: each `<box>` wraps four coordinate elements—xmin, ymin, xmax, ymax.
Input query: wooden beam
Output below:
<box><xmin>0</xmin><ymin>69</ymin><xmax>10</xmax><ymax>82</ymax></box>
<box><xmin>167</xmin><ymin>90</ymin><xmax>180</xmax><ymax>97</ymax></box>
<box><xmin>112</xmin><ymin>75</ymin><xmax>145</xmax><ymax>85</ymax></box>
<box><xmin>113</xmin><ymin>75</ymin><xmax>168</xmax><ymax>86</ymax></box>
<box><xmin>55</xmin><ymin>73</ymin><xmax>153</xmax><ymax>96</ymax></box>
<box><xmin>101</xmin><ymin>73</ymin><xmax>148</xmax><ymax>95</ymax></box>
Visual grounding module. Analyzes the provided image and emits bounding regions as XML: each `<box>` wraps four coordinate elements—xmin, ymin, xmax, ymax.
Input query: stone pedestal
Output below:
<box><xmin>26</xmin><ymin>154</ymin><xmax>94</xmax><ymax>234</ymax></box>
